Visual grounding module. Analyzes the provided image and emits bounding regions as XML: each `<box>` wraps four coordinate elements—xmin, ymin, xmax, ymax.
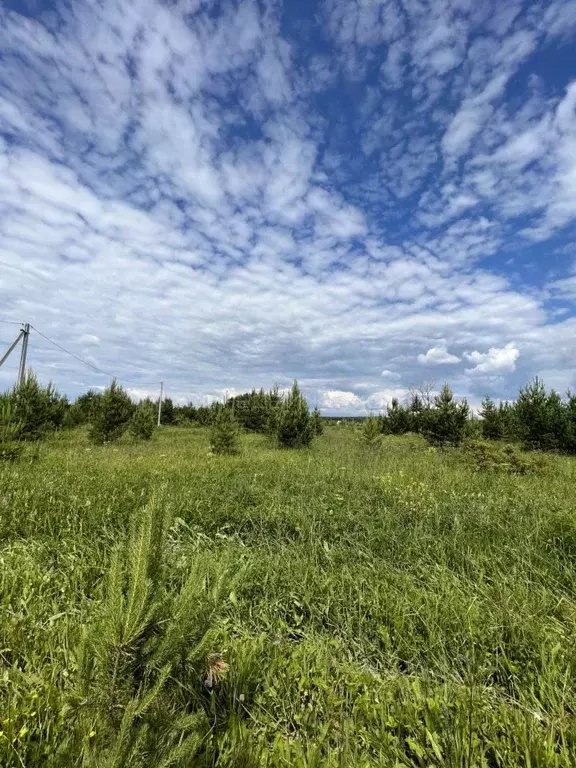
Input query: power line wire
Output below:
<box><xmin>0</xmin><ymin>319</ymin><xmax>24</xmax><ymax>326</ymax></box>
<box><xmin>30</xmin><ymin>325</ymin><xmax>158</xmax><ymax>388</ymax></box>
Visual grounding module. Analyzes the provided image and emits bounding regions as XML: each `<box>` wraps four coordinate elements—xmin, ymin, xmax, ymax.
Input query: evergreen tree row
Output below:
<box><xmin>365</xmin><ymin>378</ymin><xmax>576</xmax><ymax>453</ymax></box>
<box><xmin>3</xmin><ymin>371</ymin><xmax>576</xmax><ymax>458</ymax></box>
<box><xmin>367</xmin><ymin>385</ymin><xmax>469</xmax><ymax>448</ymax></box>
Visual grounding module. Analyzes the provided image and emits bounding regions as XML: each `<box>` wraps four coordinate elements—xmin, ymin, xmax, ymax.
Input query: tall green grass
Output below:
<box><xmin>1</xmin><ymin>427</ymin><xmax>575</xmax><ymax>765</ymax></box>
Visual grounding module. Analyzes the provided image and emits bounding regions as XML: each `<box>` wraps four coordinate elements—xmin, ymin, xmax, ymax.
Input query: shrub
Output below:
<box><xmin>461</xmin><ymin>439</ymin><xmax>546</xmax><ymax>475</ymax></box>
<box><xmin>130</xmin><ymin>399</ymin><xmax>157</xmax><ymax>440</ymax></box>
<box><xmin>88</xmin><ymin>380</ymin><xmax>134</xmax><ymax>444</ymax></box>
<box><xmin>210</xmin><ymin>405</ymin><xmax>240</xmax><ymax>455</ymax></box>
<box><xmin>361</xmin><ymin>415</ymin><xmax>383</xmax><ymax>447</ymax></box>
<box><xmin>275</xmin><ymin>381</ymin><xmax>314</xmax><ymax>448</ymax></box>
<box><xmin>422</xmin><ymin>384</ymin><xmax>469</xmax><ymax>448</ymax></box>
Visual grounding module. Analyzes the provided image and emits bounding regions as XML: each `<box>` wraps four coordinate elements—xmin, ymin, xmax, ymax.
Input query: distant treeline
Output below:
<box><xmin>368</xmin><ymin>379</ymin><xmax>576</xmax><ymax>454</ymax></box>
<box><xmin>2</xmin><ymin>374</ymin><xmax>576</xmax><ymax>455</ymax></box>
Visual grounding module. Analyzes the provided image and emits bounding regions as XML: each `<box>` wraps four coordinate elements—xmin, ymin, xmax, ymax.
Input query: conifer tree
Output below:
<box><xmin>12</xmin><ymin>372</ymin><xmax>60</xmax><ymax>441</ymax></box>
<box><xmin>361</xmin><ymin>415</ymin><xmax>383</xmax><ymax>446</ymax></box>
<box><xmin>76</xmin><ymin>389</ymin><xmax>102</xmax><ymax>423</ymax></box>
<box><xmin>275</xmin><ymin>381</ymin><xmax>314</xmax><ymax>448</ymax></box>
<box><xmin>312</xmin><ymin>406</ymin><xmax>324</xmax><ymax>436</ymax></box>
<box><xmin>514</xmin><ymin>377</ymin><xmax>569</xmax><ymax>451</ymax></box>
<box><xmin>385</xmin><ymin>398</ymin><xmax>411</xmax><ymax>435</ymax></box>
<box><xmin>130</xmin><ymin>399</ymin><xmax>157</xmax><ymax>440</ymax></box>
<box><xmin>209</xmin><ymin>404</ymin><xmax>240</xmax><ymax>455</ymax></box>
<box><xmin>480</xmin><ymin>395</ymin><xmax>503</xmax><ymax>440</ymax></box>
<box><xmin>73</xmin><ymin>494</ymin><xmax>231</xmax><ymax>765</ymax></box>
<box><xmin>423</xmin><ymin>384</ymin><xmax>469</xmax><ymax>447</ymax></box>
<box><xmin>89</xmin><ymin>379</ymin><xmax>134</xmax><ymax>444</ymax></box>
<box><xmin>408</xmin><ymin>393</ymin><xmax>425</xmax><ymax>433</ymax></box>
<box><xmin>161</xmin><ymin>397</ymin><xmax>175</xmax><ymax>425</ymax></box>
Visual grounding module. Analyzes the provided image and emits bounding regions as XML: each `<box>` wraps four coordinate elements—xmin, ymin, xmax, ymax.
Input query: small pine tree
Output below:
<box><xmin>385</xmin><ymin>398</ymin><xmax>411</xmax><ymax>435</ymax></box>
<box><xmin>312</xmin><ymin>406</ymin><xmax>323</xmax><ymax>436</ymax></box>
<box><xmin>408</xmin><ymin>393</ymin><xmax>425</xmax><ymax>433</ymax></box>
<box><xmin>514</xmin><ymin>377</ymin><xmax>568</xmax><ymax>451</ymax></box>
<box><xmin>423</xmin><ymin>384</ymin><xmax>469</xmax><ymax>447</ymax></box>
<box><xmin>62</xmin><ymin>402</ymin><xmax>84</xmax><ymax>429</ymax></box>
<box><xmin>209</xmin><ymin>405</ymin><xmax>240</xmax><ymax>455</ymax></box>
<box><xmin>12</xmin><ymin>372</ymin><xmax>60</xmax><ymax>441</ymax></box>
<box><xmin>161</xmin><ymin>397</ymin><xmax>175</xmax><ymax>425</ymax></box>
<box><xmin>89</xmin><ymin>379</ymin><xmax>134</xmax><ymax>444</ymax></box>
<box><xmin>480</xmin><ymin>395</ymin><xmax>503</xmax><ymax>440</ymax></box>
<box><xmin>275</xmin><ymin>381</ymin><xmax>314</xmax><ymax>448</ymax></box>
<box><xmin>76</xmin><ymin>389</ymin><xmax>102</xmax><ymax>424</ymax></box>
<box><xmin>361</xmin><ymin>415</ymin><xmax>383</xmax><ymax>447</ymax></box>
<box><xmin>130</xmin><ymin>399</ymin><xmax>157</xmax><ymax>440</ymax></box>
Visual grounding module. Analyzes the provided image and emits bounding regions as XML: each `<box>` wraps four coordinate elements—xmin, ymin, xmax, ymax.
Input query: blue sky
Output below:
<box><xmin>1</xmin><ymin>0</ymin><xmax>575</xmax><ymax>412</ymax></box>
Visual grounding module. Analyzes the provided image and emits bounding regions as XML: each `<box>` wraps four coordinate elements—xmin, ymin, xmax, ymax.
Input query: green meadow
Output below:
<box><xmin>1</xmin><ymin>426</ymin><xmax>576</xmax><ymax>766</ymax></box>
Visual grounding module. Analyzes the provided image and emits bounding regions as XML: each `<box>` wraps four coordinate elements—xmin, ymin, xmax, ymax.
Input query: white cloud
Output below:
<box><xmin>465</xmin><ymin>343</ymin><xmax>520</xmax><ymax>374</ymax></box>
<box><xmin>365</xmin><ymin>389</ymin><xmax>409</xmax><ymax>410</ymax></box>
<box><xmin>319</xmin><ymin>390</ymin><xmax>365</xmax><ymax>411</ymax></box>
<box><xmin>0</xmin><ymin>0</ymin><xmax>574</xmax><ymax>411</ymax></box>
<box><xmin>418</xmin><ymin>343</ymin><xmax>460</xmax><ymax>365</ymax></box>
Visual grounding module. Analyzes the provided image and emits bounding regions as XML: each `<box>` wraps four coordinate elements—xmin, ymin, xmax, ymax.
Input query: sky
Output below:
<box><xmin>1</xmin><ymin>0</ymin><xmax>576</xmax><ymax>413</ymax></box>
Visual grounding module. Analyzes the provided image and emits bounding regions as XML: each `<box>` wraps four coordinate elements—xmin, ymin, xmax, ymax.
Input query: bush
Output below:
<box><xmin>210</xmin><ymin>405</ymin><xmax>240</xmax><ymax>455</ymax></box>
<box><xmin>422</xmin><ymin>384</ymin><xmax>469</xmax><ymax>448</ymax></box>
<box><xmin>130</xmin><ymin>399</ymin><xmax>157</xmax><ymax>440</ymax></box>
<box><xmin>361</xmin><ymin>415</ymin><xmax>383</xmax><ymax>447</ymax></box>
<box><xmin>275</xmin><ymin>381</ymin><xmax>314</xmax><ymax>448</ymax></box>
<box><xmin>88</xmin><ymin>380</ymin><xmax>134</xmax><ymax>444</ymax></box>
<box><xmin>461</xmin><ymin>439</ymin><xmax>546</xmax><ymax>475</ymax></box>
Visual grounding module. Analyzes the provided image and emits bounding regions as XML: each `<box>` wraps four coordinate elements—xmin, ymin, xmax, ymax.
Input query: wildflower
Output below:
<box><xmin>204</xmin><ymin>653</ymin><xmax>229</xmax><ymax>688</ymax></box>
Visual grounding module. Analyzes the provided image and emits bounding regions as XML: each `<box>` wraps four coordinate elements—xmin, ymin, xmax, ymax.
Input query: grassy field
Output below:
<box><xmin>1</xmin><ymin>426</ymin><xmax>576</xmax><ymax>766</ymax></box>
